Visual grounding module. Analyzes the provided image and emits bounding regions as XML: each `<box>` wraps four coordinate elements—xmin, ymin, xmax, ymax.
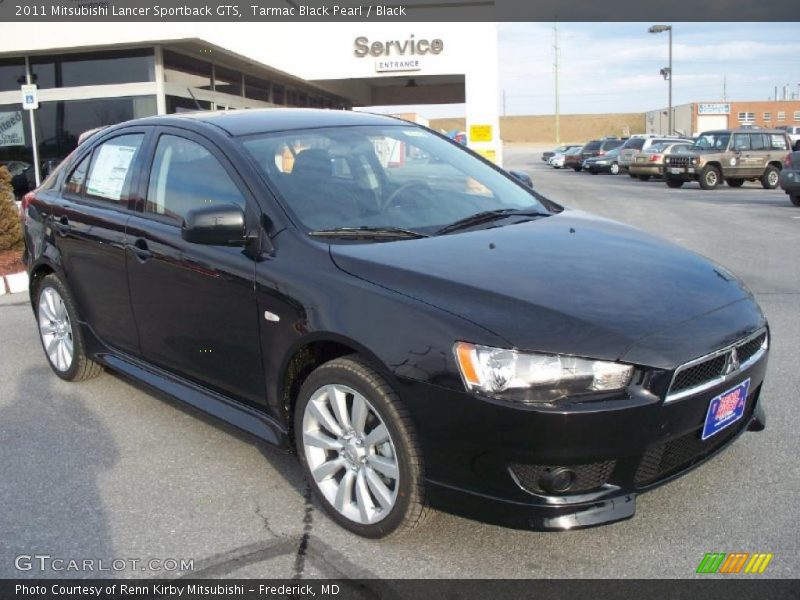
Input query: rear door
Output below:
<box><xmin>125</xmin><ymin>127</ymin><xmax>265</xmax><ymax>407</ymax></box>
<box><xmin>51</xmin><ymin>130</ymin><xmax>148</xmax><ymax>354</ymax></box>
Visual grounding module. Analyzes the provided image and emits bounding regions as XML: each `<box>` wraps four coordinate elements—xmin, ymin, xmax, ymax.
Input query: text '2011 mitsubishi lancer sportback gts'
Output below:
<box><xmin>22</xmin><ymin>109</ymin><xmax>768</xmax><ymax>537</ymax></box>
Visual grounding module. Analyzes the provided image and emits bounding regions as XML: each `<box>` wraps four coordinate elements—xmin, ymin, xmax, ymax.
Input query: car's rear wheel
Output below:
<box><xmin>760</xmin><ymin>166</ymin><xmax>780</xmax><ymax>190</ymax></box>
<box><xmin>665</xmin><ymin>176</ymin><xmax>684</xmax><ymax>188</ymax></box>
<box><xmin>699</xmin><ymin>165</ymin><xmax>721</xmax><ymax>190</ymax></box>
<box><xmin>573</xmin><ymin>165</ymin><xmax>582</xmax><ymax>172</ymax></box>
<box><xmin>726</xmin><ymin>178</ymin><xmax>744</xmax><ymax>188</ymax></box>
<box><xmin>610</xmin><ymin>163</ymin><xmax>620</xmax><ymax>175</ymax></box>
<box><xmin>295</xmin><ymin>357</ymin><xmax>429</xmax><ymax>538</ymax></box>
<box><xmin>35</xmin><ymin>274</ymin><xmax>102</xmax><ymax>381</ymax></box>
<box><xmin>638</xmin><ymin>175</ymin><xmax>651</xmax><ymax>181</ymax></box>
<box><xmin>790</xmin><ymin>194</ymin><xmax>800</xmax><ymax>207</ymax></box>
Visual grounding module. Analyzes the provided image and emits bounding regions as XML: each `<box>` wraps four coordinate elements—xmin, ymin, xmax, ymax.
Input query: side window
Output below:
<box><xmin>85</xmin><ymin>134</ymin><xmax>144</xmax><ymax>204</ymax></box>
<box><xmin>732</xmin><ymin>134</ymin><xmax>750</xmax><ymax>152</ymax></box>
<box><xmin>146</xmin><ymin>135</ymin><xmax>247</xmax><ymax>223</ymax></box>
<box><xmin>63</xmin><ymin>154</ymin><xmax>90</xmax><ymax>196</ymax></box>
<box><xmin>749</xmin><ymin>134</ymin><xmax>767</xmax><ymax>151</ymax></box>
<box><xmin>769</xmin><ymin>134</ymin><xmax>789</xmax><ymax>151</ymax></box>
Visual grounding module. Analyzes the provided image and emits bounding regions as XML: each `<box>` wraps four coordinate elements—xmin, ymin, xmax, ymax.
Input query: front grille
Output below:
<box><xmin>510</xmin><ymin>461</ymin><xmax>615</xmax><ymax>495</ymax></box>
<box><xmin>670</xmin><ymin>355</ymin><xmax>727</xmax><ymax>394</ymax></box>
<box><xmin>634</xmin><ymin>390</ymin><xmax>756</xmax><ymax>487</ymax></box>
<box><xmin>666</xmin><ymin>156</ymin><xmax>692</xmax><ymax>168</ymax></box>
<box><xmin>666</xmin><ymin>330</ymin><xmax>767</xmax><ymax>401</ymax></box>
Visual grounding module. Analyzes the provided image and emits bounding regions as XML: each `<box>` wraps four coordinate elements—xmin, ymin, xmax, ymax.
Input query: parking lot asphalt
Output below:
<box><xmin>1</xmin><ymin>143</ymin><xmax>798</xmax><ymax>580</ymax></box>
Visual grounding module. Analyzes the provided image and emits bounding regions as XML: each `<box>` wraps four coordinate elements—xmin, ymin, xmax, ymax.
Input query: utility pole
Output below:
<box><xmin>554</xmin><ymin>22</ymin><xmax>560</xmax><ymax>144</ymax></box>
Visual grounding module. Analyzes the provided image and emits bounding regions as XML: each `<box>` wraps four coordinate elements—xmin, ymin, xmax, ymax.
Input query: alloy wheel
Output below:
<box><xmin>38</xmin><ymin>287</ymin><xmax>74</xmax><ymax>372</ymax></box>
<box><xmin>302</xmin><ymin>384</ymin><xmax>399</xmax><ymax>525</ymax></box>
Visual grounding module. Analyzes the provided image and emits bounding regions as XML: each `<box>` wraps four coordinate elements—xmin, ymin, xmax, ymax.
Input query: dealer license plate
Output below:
<box><xmin>701</xmin><ymin>379</ymin><xmax>750</xmax><ymax>440</ymax></box>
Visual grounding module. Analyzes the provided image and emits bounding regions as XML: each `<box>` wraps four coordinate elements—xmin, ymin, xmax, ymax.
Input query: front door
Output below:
<box><xmin>125</xmin><ymin>129</ymin><xmax>265</xmax><ymax>407</ymax></box>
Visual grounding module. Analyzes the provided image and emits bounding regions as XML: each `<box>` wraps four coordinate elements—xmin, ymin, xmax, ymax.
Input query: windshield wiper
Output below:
<box><xmin>434</xmin><ymin>208</ymin><xmax>550</xmax><ymax>235</ymax></box>
<box><xmin>308</xmin><ymin>226</ymin><xmax>429</xmax><ymax>240</ymax></box>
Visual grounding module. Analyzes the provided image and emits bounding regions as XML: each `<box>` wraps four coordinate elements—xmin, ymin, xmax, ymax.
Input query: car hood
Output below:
<box><xmin>329</xmin><ymin>211</ymin><xmax>759</xmax><ymax>368</ymax></box>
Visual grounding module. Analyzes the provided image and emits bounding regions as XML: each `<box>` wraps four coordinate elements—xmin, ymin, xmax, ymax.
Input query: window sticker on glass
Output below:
<box><xmin>87</xmin><ymin>142</ymin><xmax>138</xmax><ymax>200</ymax></box>
<box><xmin>402</xmin><ymin>129</ymin><xmax>426</xmax><ymax>137</ymax></box>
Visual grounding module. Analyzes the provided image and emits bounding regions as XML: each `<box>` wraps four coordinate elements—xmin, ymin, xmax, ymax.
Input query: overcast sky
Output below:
<box><xmin>365</xmin><ymin>22</ymin><xmax>800</xmax><ymax>119</ymax></box>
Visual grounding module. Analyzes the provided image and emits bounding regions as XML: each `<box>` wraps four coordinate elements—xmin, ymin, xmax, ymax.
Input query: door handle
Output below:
<box><xmin>54</xmin><ymin>215</ymin><xmax>70</xmax><ymax>236</ymax></box>
<box><xmin>132</xmin><ymin>238</ymin><xmax>153</xmax><ymax>262</ymax></box>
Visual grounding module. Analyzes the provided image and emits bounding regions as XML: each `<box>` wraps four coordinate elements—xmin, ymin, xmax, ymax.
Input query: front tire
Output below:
<box><xmin>665</xmin><ymin>176</ymin><xmax>684</xmax><ymax>188</ymax></box>
<box><xmin>295</xmin><ymin>357</ymin><xmax>429</xmax><ymax>538</ymax></box>
<box><xmin>610</xmin><ymin>163</ymin><xmax>620</xmax><ymax>175</ymax></box>
<box><xmin>35</xmin><ymin>274</ymin><xmax>102</xmax><ymax>381</ymax></box>
<box><xmin>699</xmin><ymin>165</ymin><xmax>721</xmax><ymax>190</ymax></box>
<box><xmin>760</xmin><ymin>166</ymin><xmax>780</xmax><ymax>190</ymax></box>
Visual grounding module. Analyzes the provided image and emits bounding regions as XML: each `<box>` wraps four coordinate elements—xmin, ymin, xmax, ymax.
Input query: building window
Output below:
<box><xmin>0</xmin><ymin>58</ymin><xmax>26</xmax><ymax>92</ymax></box>
<box><xmin>777</xmin><ymin>111</ymin><xmax>786</xmax><ymax>122</ymax></box>
<box><xmin>244</xmin><ymin>75</ymin><xmax>271</xmax><ymax>103</ymax></box>
<box><xmin>165</xmin><ymin>95</ymin><xmax>212</xmax><ymax>114</ymax></box>
<box><xmin>738</xmin><ymin>112</ymin><xmax>755</xmax><ymax>124</ymax></box>
<box><xmin>794</xmin><ymin>111</ymin><xmax>800</xmax><ymax>122</ymax></box>
<box><xmin>30</xmin><ymin>49</ymin><xmax>155</xmax><ymax>89</ymax></box>
<box><xmin>763</xmin><ymin>112</ymin><xmax>771</xmax><ymax>122</ymax></box>
<box><xmin>214</xmin><ymin>64</ymin><xmax>242</xmax><ymax>97</ymax></box>
<box><xmin>163</xmin><ymin>50</ymin><xmax>212</xmax><ymax>91</ymax></box>
<box><xmin>272</xmin><ymin>84</ymin><xmax>285</xmax><ymax>105</ymax></box>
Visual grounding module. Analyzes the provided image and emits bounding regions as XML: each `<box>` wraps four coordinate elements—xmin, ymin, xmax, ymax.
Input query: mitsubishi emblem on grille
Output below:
<box><xmin>726</xmin><ymin>348</ymin><xmax>740</xmax><ymax>374</ymax></box>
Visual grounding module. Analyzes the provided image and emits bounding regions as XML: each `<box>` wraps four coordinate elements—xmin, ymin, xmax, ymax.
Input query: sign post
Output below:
<box><xmin>21</xmin><ymin>72</ymin><xmax>41</xmax><ymax>187</ymax></box>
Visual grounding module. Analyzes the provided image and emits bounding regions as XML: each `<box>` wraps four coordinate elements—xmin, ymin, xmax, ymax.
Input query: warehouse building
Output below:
<box><xmin>645</xmin><ymin>100</ymin><xmax>800</xmax><ymax>136</ymax></box>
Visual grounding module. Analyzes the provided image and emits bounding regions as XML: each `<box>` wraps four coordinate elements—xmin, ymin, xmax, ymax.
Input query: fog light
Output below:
<box><xmin>540</xmin><ymin>467</ymin><xmax>576</xmax><ymax>494</ymax></box>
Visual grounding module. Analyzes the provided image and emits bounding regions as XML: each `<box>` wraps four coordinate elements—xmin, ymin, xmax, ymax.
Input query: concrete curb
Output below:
<box><xmin>2</xmin><ymin>271</ymin><xmax>29</xmax><ymax>295</ymax></box>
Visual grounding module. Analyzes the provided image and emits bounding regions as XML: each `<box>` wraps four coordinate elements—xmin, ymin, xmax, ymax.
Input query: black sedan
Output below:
<box><xmin>23</xmin><ymin>109</ymin><xmax>768</xmax><ymax>537</ymax></box>
<box><xmin>582</xmin><ymin>146</ymin><xmax>622</xmax><ymax>174</ymax></box>
<box><xmin>779</xmin><ymin>151</ymin><xmax>800</xmax><ymax>206</ymax></box>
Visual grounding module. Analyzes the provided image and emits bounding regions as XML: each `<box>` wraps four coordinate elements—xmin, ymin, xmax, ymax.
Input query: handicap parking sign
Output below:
<box><xmin>21</xmin><ymin>84</ymin><xmax>39</xmax><ymax>110</ymax></box>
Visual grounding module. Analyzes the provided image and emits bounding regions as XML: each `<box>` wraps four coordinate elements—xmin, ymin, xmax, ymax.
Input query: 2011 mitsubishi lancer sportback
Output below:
<box><xmin>22</xmin><ymin>109</ymin><xmax>768</xmax><ymax>537</ymax></box>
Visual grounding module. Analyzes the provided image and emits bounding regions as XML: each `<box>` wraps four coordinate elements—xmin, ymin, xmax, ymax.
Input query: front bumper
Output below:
<box><xmin>395</xmin><ymin>351</ymin><xmax>768</xmax><ymax>531</ymax></box>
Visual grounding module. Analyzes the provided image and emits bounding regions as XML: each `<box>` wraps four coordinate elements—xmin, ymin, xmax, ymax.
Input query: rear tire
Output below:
<box><xmin>759</xmin><ymin>166</ymin><xmax>780</xmax><ymax>190</ymax></box>
<box><xmin>35</xmin><ymin>274</ymin><xmax>102</xmax><ymax>382</ymax></box>
<box><xmin>638</xmin><ymin>175</ymin><xmax>651</xmax><ymax>182</ymax></box>
<box><xmin>573</xmin><ymin>166</ymin><xmax>582</xmax><ymax>172</ymax></box>
<box><xmin>726</xmin><ymin>178</ymin><xmax>744</xmax><ymax>188</ymax></box>
<box><xmin>610</xmin><ymin>163</ymin><xmax>620</xmax><ymax>175</ymax></box>
<box><xmin>665</xmin><ymin>176</ymin><xmax>684</xmax><ymax>188</ymax></box>
<box><xmin>294</xmin><ymin>356</ymin><xmax>430</xmax><ymax>538</ymax></box>
<box><xmin>699</xmin><ymin>165</ymin><xmax>721</xmax><ymax>190</ymax></box>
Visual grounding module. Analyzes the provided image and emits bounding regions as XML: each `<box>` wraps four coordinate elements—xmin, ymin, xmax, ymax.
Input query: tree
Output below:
<box><xmin>0</xmin><ymin>166</ymin><xmax>23</xmax><ymax>251</ymax></box>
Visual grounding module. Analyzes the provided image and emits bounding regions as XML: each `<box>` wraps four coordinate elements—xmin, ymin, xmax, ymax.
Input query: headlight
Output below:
<box><xmin>664</xmin><ymin>157</ymin><xmax>671</xmax><ymax>164</ymax></box>
<box><xmin>454</xmin><ymin>342</ymin><xmax>634</xmax><ymax>403</ymax></box>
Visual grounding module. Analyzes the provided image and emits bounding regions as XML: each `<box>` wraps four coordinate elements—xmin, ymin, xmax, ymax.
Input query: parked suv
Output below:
<box><xmin>619</xmin><ymin>136</ymin><xmax>688</xmax><ymax>174</ymax></box>
<box><xmin>576</xmin><ymin>138</ymin><xmax>623</xmax><ymax>171</ymax></box>
<box><xmin>663</xmin><ymin>128</ymin><xmax>790</xmax><ymax>190</ymax></box>
<box><xmin>23</xmin><ymin>109</ymin><xmax>768</xmax><ymax>538</ymax></box>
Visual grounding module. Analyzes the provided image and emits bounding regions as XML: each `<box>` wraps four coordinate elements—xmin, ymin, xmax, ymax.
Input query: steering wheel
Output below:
<box><xmin>382</xmin><ymin>181</ymin><xmax>432</xmax><ymax>212</ymax></box>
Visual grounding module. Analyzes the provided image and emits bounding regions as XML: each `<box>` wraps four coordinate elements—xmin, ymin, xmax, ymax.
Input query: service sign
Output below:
<box><xmin>0</xmin><ymin>111</ymin><xmax>26</xmax><ymax>147</ymax></box>
<box><xmin>698</xmin><ymin>103</ymin><xmax>730</xmax><ymax>115</ymax></box>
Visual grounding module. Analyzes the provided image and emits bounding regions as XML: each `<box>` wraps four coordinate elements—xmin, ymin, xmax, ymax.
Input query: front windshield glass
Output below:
<box><xmin>693</xmin><ymin>132</ymin><xmax>730</xmax><ymax>151</ymax></box>
<box><xmin>241</xmin><ymin>125</ymin><xmax>548</xmax><ymax>233</ymax></box>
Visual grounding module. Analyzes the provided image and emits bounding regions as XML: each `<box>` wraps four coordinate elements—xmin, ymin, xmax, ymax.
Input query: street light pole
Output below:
<box><xmin>649</xmin><ymin>25</ymin><xmax>673</xmax><ymax>135</ymax></box>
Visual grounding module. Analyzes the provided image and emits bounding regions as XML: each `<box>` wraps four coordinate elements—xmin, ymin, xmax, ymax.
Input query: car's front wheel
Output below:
<box><xmin>610</xmin><ymin>163</ymin><xmax>620</xmax><ymax>175</ymax></box>
<box><xmin>295</xmin><ymin>357</ymin><xmax>430</xmax><ymax>538</ymax></box>
<box><xmin>699</xmin><ymin>165</ymin><xmax>721</xmax><ymax>190</ymax></box>
<box><xmin>35</xmin><ymin>274</ymin><xmax>102</xmax><ymax>381</ymax></box>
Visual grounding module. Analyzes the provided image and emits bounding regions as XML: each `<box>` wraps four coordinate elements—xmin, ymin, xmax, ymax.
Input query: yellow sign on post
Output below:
<box><xmin>475</xmin><ymin>148</ymin><xmax>497</xmax><ymax>163</ymax></box>
<box><xmin>469</xmin><ymin>124</ymin><xmax>493</xmax><ymax>143</ymax></box>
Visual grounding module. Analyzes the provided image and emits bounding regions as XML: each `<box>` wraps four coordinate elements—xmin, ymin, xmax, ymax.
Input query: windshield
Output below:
<box><xmin>693</xmin><ymin>132</ymin><xmax>730</xmax><ymax>151</ymax></box>
<box><xmin>241</xmin><ymin>125</ymin><xmax>549</xmax><ymax>234</ymax></box>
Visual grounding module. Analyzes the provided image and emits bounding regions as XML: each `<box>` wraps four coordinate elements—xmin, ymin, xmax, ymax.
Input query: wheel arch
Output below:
<box><xmin>277</xmin><ymin>332</ymin><xmax>396</xmax><ymax>440</ymax></box>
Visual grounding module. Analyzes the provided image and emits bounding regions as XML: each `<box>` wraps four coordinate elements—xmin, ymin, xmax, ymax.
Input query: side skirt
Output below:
<box><xmin>99</xmin><ymin>352</ymin><xmax>288</xmax><ymax>446</ymax></box>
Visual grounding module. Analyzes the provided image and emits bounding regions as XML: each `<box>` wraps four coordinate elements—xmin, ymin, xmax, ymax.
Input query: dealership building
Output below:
<box><xmin>645</xmin><ymin>100</ymin><xmax>800</xmax><ymax>136</ymax></box>
<box><xmin>0</xmin><ymin>22</ymin><xmax>501</xmax><ymax>184</ymax></box>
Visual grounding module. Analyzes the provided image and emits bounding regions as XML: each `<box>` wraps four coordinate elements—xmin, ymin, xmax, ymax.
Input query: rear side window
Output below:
<box><xmin>583</xmin><ymin>141</ymin><xmax>601</xmax><ymax>151</ymax></box>
<box><xmin>603</xmin><ymin>140</ymin><xmax>623</xmax><ymax>150</ymax></box>
<box><xmin>749</xmin><ymin>134</ymin><xmax>767</xmax><ymax>151</ymax></box>
<box><xmin>624</xmin><ymin>138</ymin><xmax>645</xmax><ymax>150</ymax></box>
<box><xmin>769</xmin><ymin>134</ymin><xmax>789</xmax><ymax>151</ymax></box>
<box><xmin>85</xmin><ymin>134</ymin><xmax>144</xmax><ymax>204</ymax></box>
<box><xmin>145</xmin><ymin>134</ymin><xmax>247</xmax><ymax>223</ymax></box>
<box><xmin>63</xmin><ymin>154</ymin><xmax>90</xmax><ymax>196</ymax></box>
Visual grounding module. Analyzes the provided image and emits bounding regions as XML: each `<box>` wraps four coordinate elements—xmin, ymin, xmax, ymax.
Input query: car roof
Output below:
<box><xmin>128</xmin><ymin>108</ymin><xmax>405</xmax><ymax>137</ymax></box>
<box><xmin>700</xmin><ymin>128</ymin><xmax>788</xmax><ymax>134</ymax></box>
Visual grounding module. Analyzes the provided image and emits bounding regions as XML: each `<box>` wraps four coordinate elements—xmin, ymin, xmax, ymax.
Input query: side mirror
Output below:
<box><xmin>182</xmin><ymin>204</ymin><xmax>246</xmax><ymax>246</ymax></box>
<box><xmin>508</xmin><ymin>170</ymin><xmax>533</xmax><ymax>188</ymax></box>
